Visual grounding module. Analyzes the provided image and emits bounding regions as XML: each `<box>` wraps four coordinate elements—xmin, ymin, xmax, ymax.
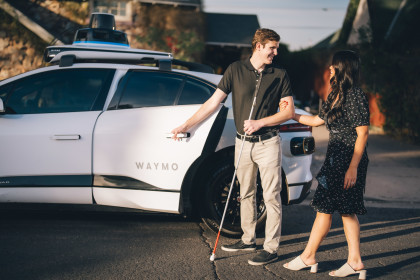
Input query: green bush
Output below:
<box><xmin>136</xmin><ymin>27</ymin><xmax>204</xmax><ymax>62</ymax></box>
<box><xmin>133</xmin><ymin>3</ymin><xmax>205</xmax><ymax>62</ymax></box>
<box><xmin>361</xmin><ymin>48</ymin><xmax>420</xmax><ymax>142</ymax></box>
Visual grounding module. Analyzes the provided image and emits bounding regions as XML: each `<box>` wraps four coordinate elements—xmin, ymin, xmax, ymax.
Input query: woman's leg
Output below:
<box><xmin>300</xmin><ymin>212</ymin><xmax>332</xmax><ymax>265</ymax></box>
<box><xmin>331</xmin><ymin>214</ymin><xmax>364</xmax><ymax>274</ymax></box>
<box><xmin>285</xmin><ymin>212</ymin><xmax>332</xmax><ymax>267</ymax></box>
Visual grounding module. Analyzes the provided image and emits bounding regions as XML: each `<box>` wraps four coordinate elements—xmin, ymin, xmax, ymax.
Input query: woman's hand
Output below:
<box><xmin>279</xmin><ymin>100</ymin><xmax>288</xmax><ymax>111</ymax></box>
<box><xmin>344</xmin><ymin>166</ymin><xmax>358</xmax><ymax>189</ymax></box>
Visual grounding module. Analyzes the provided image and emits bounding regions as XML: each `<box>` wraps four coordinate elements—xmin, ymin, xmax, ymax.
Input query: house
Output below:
<box><xmin>88</xmin><ymin>1</ymin><xmax>259</xmax><ymax>72</ymax></box>
<box><xmin>89</xmin><ymin>0</ymin><xmax>202</xmax><ymax>24</ymax></box>
<box><xmin>0</xmin><ymin>0</ymin><xmax>260</xmax><ymax>79</ymax></box>
<box><xmin>204</xmin><ymin>13</ymin><xmax>259</xmax><ymax>73</ymax></box>
<box><xmin>311</xmin><ymin>0</ymin><xmax>419</xmax><ymax>130</ymax></box>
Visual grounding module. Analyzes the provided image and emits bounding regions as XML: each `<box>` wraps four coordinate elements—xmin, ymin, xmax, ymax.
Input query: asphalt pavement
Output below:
<box><xmin>205</xmin><ymin>125</ymin><xmax>420</xmax><ymax>280</ymax></box>
<box><xmin>1</xmin><ymin>203</ymin><xmax>418</xmax><ymax>280</ymax></box>
<box><xmin>0</xmin><ymin>125</ymin><xmax>419</xmax><ymax>280</ymax></box>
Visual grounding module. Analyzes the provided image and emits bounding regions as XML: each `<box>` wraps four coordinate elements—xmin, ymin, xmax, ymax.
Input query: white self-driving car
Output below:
<box><xmin>0</xmin><ymin>14</ymin><xmax>314</xmax><ymax>237</ymax></box>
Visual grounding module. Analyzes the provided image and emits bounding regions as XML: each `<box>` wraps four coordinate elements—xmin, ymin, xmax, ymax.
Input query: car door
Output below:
<box><xmin>0</xmin><ymin>68</ymin><xmax>114</xmax><ymax>203</ymax></box>
<box><xmin>93</xmin><ymin>70</ymin><xmax>223</xmax><ymax>213</ymax></box>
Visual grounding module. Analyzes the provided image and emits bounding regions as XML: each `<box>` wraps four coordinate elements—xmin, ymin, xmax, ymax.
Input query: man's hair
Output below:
<box><xmin>251</xmin><ymin>28</ymin><xmax>280</xmax><ymax>52</ymax></box>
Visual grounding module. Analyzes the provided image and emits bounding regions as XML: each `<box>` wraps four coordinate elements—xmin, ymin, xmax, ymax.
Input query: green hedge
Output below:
<box><xmin>361</xmin><ymin>48</ymin><xmax>420</xmax><ymax>142</ymax></box>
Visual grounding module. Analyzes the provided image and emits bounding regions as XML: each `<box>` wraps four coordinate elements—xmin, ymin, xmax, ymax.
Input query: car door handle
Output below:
<box><xmin>165</xmin><ymin>133</ymin><xmax>190</xmax><ymax>139</ymax></box>
<box><xmin>51</xmin><ymin>135</ymin><xmax>81</xmax><ymax>140</ymax></box>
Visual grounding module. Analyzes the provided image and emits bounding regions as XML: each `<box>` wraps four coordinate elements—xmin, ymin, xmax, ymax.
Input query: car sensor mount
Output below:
<box><xmin>43</xmin><ymin>13</ymin><xmax>213</xmax><ymax>73</ymax></box>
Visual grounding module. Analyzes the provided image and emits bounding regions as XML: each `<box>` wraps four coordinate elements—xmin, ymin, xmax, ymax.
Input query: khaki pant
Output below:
<box><xmin>235</xmin><ymin>135</ymin><xmax>282</xmax><ymax>254</ymax></box>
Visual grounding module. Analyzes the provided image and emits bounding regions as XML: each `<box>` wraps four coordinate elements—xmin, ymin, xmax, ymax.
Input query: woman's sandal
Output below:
<box><xmin>283</xmin><ymin>256</ymin><xmax>318</xmax><ymax>273</ymax></box>
<box><xmin>329</xmin><ymin>263</ymin><xmax>367</xmax><ymax>279</ymax></box>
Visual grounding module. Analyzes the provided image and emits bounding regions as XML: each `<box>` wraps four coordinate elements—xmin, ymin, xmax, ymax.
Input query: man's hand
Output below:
<box><xmin>243</xmin><ymin>119</ymin><xmax>263</xmax><ymax>135</ymax></box>
<box><xmin>171</xmin><ymin>124</ymin><xmax>188</xmax><ymax>141</ymax></box>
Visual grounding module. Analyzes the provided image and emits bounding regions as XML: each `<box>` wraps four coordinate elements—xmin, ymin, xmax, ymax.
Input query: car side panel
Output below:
<box><xmin>0</xmin><ymin>112</ymin><xmax>99</xmax><ymax>177</ymax></box>
<box><xmin>92</xmin><ymin>104</ymin><xmax>223</xmax><ymax>212</ymax></box>
<box><xmin>93</xmin><ymin>188</ymin><xmax>180</xmax><ymax>213</ymax></box>
<box><xmin>0</xmin><ymin>187</ymin><xmax>92</xmax><ymax>204</ymax></box>
<box><xmin>0</xmin><ymin>112</ymin><xmax>100</xmax><ymax>203</ymax></box>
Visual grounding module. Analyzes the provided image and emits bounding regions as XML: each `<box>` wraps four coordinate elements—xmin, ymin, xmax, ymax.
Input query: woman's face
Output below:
<box><xmin>329</xmin><ymin>65</ymin><xmax>336</xmax><ymax>79</ymax></box>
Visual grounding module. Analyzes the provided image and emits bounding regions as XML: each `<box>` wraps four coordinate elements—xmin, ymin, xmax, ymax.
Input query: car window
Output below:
<box><xmin>0</xmin><ymin>83</ymin><xmax>13</xmax><ymax>103</ymax></box>
<box><xmin>118</xmin><ymin>71</ymin><xmax>183</xmax><ymax>109</ymax></box>
<box><xmin>5</xmin><ymin>69</ymin><xmax>113</xmax><ymax>114</ymax></box>
<box><xmin>178</xmin><ymin>79</ymin><xmax>213</xmax><ymax>105</ymax></box>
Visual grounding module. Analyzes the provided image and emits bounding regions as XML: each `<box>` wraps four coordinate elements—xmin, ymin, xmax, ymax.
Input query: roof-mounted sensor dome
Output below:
<box><xmin>73</xmin><ymin>13</ymin><xmax>129</xmax><ymax>47</ymax></box>
<box><xmin>89</xmin><ymin>13</ymin><xmax>116</xmax><ymax>30</ymax></box>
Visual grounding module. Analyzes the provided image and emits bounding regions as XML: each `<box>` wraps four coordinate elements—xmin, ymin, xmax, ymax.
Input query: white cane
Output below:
<box><xmin>210</xmin><ymin>72</ymin><xmax>263</xmax><ymax>261</ymax></box>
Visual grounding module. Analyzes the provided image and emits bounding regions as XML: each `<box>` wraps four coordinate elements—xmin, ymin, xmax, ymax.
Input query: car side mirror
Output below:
<box><xmin>0</xmin><ymin>98</ymin><xmax>5</xmax><ymax>114</ymax></box>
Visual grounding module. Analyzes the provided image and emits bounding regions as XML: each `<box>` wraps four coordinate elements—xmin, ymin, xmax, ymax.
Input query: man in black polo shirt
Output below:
<box><xmin>172</xmin><ymin>28</ymin><xmax>295</xmax><ymax>265</ymax></box>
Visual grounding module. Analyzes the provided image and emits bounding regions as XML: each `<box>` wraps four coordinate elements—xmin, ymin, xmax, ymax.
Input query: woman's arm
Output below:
<box><xmin>279</xmin><ymin>100</ymin><xmax>324</xmax><ymax>127</ymax></box>
<box><xmin>294</xmin><ymin>113</ymin><xmax>325</xmax><ymax>127</ymax></box>
<box><xmin>344</xmin><ymin>125</ymin><xmax>369</xmax><ymax>189</ymax></box>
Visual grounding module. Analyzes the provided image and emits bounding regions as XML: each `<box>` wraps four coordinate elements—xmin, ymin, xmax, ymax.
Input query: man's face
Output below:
<box><xmin>257</xmin><ymin>40</ymin><xmax>279</xmax><ymax>64</ymax></box>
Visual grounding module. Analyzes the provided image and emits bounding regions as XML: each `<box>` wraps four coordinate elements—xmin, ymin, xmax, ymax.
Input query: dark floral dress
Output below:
<box><xmin>311</xmin><ymin>87</ymin><xmax>370</xmax><ymax>215</ymax></box>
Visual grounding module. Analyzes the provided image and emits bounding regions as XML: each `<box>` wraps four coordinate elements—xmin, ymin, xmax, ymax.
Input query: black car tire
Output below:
<box><xmin>200</xmin><ymin>157</ymin><xmax>267</xmax><ymax>238</ymax></box>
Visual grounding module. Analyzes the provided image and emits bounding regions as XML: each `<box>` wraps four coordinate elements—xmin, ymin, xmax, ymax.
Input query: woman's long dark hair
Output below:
<box><xmin>321</xmin><ymin>50</ymin><xmax>360</xmax><ymax>123</ymax></box>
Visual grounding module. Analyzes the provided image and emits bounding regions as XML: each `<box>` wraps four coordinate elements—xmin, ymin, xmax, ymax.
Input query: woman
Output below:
<box><xmin>283</xmin><ymin>50</ymin><xmax>369</xmax><ymax>279</ymax></box>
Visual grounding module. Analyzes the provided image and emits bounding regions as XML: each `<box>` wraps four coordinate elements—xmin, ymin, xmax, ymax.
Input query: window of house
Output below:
<box><xmin>93</xmin><ymin>0</ymin><xmax>131</xmax><ymax>22</ymax></box>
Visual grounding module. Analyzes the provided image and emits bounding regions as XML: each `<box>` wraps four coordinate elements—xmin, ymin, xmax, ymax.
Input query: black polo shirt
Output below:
<box><xmin>218</xmin><ymin>58</ymin><xmax>293</xmax><ymax>135</ymax></box>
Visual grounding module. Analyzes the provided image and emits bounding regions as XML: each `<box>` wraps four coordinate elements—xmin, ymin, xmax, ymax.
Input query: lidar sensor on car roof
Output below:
<box><xmin>73</xmin><ymin>13</ymin><xmax>128</xmax><ymax>46</ymax></box>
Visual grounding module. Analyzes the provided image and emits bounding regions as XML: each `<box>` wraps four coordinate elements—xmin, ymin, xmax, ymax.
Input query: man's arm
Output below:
<box><xmin>243</xmin><ymin>96</ymin><xmax>295</xmax><ymax>135</ymax></box>
<box><xmin>171</xmin><ymin>88</ymin><xmax>227</xmax><ymax>140</ymax></box>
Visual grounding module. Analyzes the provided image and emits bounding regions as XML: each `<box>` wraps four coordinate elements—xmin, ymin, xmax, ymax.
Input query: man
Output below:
<box><xmin>171</xmin><ymin>28</ymin><xmax>295</xmax><ymax>265</ymax></box>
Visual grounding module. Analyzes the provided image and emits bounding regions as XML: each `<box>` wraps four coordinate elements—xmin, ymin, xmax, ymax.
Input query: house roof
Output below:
<box><xmin>312</xmin><ymin>0</ymin><xmax>420</xmax><ymax>50</ymax></box>
<box><xmin>369</xmin><ymin>0</ymin><xmax>420</xmax><ymax>49</ymax></box>
<box><xmin>205</xmin><ymin>13</ymin><xmax>260</xmax><ymax>47</ymax></box>
<box><xmin>312</xmin><ymin>29</ymin><xmax>341</xmax><ymax>49</ymax></box>
<box><xmin>139</xmin><ymin>0</ymin><xmax>201</xmax><ymax>7</ymax></box>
